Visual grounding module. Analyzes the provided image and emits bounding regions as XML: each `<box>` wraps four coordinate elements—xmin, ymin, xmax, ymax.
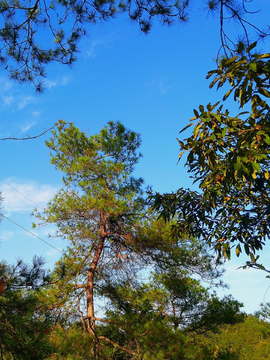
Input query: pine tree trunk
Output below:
<box><xmin>86</xmin><ymin>238</ymin><xmax>104</xmax><ymax>337</ymax></box>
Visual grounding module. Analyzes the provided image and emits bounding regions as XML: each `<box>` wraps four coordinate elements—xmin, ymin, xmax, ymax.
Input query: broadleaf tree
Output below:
<box><xmin>152</xmin><ymin>43</ymin><xmax>270</xmax><ymax>272</ymax></box>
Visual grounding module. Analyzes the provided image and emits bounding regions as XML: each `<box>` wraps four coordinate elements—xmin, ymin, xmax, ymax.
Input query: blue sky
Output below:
<box><xmin>1</xmin><ymin>4</ymin><xmax>270</xmax><ymax>314</ymax></box>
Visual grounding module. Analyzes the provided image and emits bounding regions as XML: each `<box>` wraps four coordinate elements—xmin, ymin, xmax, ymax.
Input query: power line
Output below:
<box><xmin>0</xmin><ymin>178</ymin><xmax>43</xmax><ymax>210</ymax></box>
<box><xmin>0</xmin><ymin>178</ymin><xmax>63</xmax><ymax>253</ymax></box>
<box><xmin>2</xmin><ymin>215</ymin><xmax>63</xmax><ymax>254</ymax></box>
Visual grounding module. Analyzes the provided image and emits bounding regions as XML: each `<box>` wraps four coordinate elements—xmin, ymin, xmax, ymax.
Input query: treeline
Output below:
<box><xmin>1</xmin><ymin>255</ymin><xmax>270</xmax><ymax>359</ymax></box>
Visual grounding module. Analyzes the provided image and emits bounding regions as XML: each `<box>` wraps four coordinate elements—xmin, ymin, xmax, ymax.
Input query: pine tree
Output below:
<box><xmin>34</xmin><ymin>120</ymin><xmax>153</xmax><ymax>351</ymax></box>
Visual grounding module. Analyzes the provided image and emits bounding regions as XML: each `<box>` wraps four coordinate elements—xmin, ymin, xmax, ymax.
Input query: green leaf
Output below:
<box><xmin>223</xmin><ymin>56</ymin><xmax>239</xmax><ymax>67</ymax></box>
<box><xmin>193</xmin><ymin>124</ymin><xmax>201</xmax><ymax>140</ymax></box>
<box><xmin>234</xmin><ymin>157</ymin><xmax>241</xmax><ymax>171</ymax></box>
<box><xmin>193</xmin><ymin>109</ymin><xmax>199</xmax><ymax>118</ymax></box>
<box><xmin>244</xmin><ymin>244</ymin><xmax>250</xmax><ymax>255</ymax></box>
<box><xmin>177</xmin><ymin>138</ymin><xmax>184</xmax><ymax>147</ymax></box>
<box><xmin>249</xmin><ymin>61</ymin><xmax>257</xmax><ymax>72</ymax></box>
<box><xmin>209</xmin><ymin>77</ymin><xmax>219</xmax><ymax>89</ymax></box>
<box><xmin>236</xmin><ymin>245</ymin><xmax>241</xmax><ymax>257</ymax></box>
<box><xmin>223</xmin><ymin>88</ymin><xmax>233</xmax><ymax>101</ymax></box>
<box><xmin>199</xmin><ymin>104</ymin><xmax>204</xmax><ymax>112</ymax></box>
<box><xmin>251</xmin><ymin>162</ymin><xmax>261</xmax><ymax>172</ymax></box>
<box><xmin>257</xmin><ymin>53</ymin><xmax>270</xmax><ymax>59</ymax></box>
<box><xmin>258</xmin><ymin>88</ymin><xmax>270</xmax><ymax>98</ymax></box>
<box><xmin>265</xmin><ymin>135</ymin><xmax>270</xmax><ymax>145</ymax></box>
<box><xmin>246</xmin><ymin>42</ymin><xmax>257</xmax><ymax>53</ymax></box>
<box><xmin>179</xmin><ymin>122</ymin><xmax>194</xmax><ymax>134</ymax></box>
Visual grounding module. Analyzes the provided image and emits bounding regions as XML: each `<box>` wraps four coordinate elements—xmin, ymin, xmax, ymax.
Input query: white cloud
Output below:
<box><xmin>0</xmin><ymin>80</ymin><xmax>37</xmax><ymax>111</ymax></box>
<box><xmin>144</xmin><ymin>78</ymin><xmax>172</xmax><ymax>95</ymax></box>
<box><xmin>1</xmin><ymin>94</ymin><xmax>36</xmax><ymax>109</ymax></box>
<box><xmin>86</xmin><ymin>33</ymin><xmax>119</xmax><ymax>58</ymax></box>
<box><xmin>87</xmin><ymin>39</ymin><xmax>105</xmax><ymax>58</ymax></box>
<box><xmin>17</xmin><ymin>95</ymin><xmax>36</xmax><ymax>110</ymax></box>
<box><xmin>46</xmin><ymin>248</ymin><xmax>63</xmax><ymax>258</ymax></box>
<box><xmin>159</xmin><ymin>81</ymin><xmax>172</xmax><ymax>95</ymax></box>
<box><xmin>2</xmin><ymin>95</ymin><xmax>14</xmax><ymax>106</ymax></box>
<box><xmin>0</xmin><ymin>179</ymin><xmax>59</xmax><ymax>215</ymax></box>
<box><xmin>43</xmin><ymin>75</ymin><xmax>72</xmax><ymax>90</ymax></box>
<box><xmin>32</xmin><ymin>111</ymin><xmax>41</xmax><ymax>118</ymax></box>
<box><xmin>0</xmin><ymin>77</ymin><xmax>13</xmax><ymax>92</ymax></box>
<box><xmin>44</xmin><ymin>79</ymin><xmax>57</xmax><ymax>89</ymax></box>
<box><xmin>0</xmin><ymin>230</ymin><xmax>14</xmax><ymax>241</ymax></box>
<box><xmin>21</xmin><ymin>120</ymin><xmax>37</xmax><ymax>133</ymax></box>
<box><xmin>60</xmin><ymin>75</ymin><xmax>70</xmax><ymax>86</ymax></box>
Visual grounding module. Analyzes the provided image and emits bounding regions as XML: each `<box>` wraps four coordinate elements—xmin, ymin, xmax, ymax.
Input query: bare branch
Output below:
<box><xmin>0</xmin><ymin>124</ymin><xmax>56</xmax><ymax>141</ymax></box>
<box><xmin>98</xmin><ymin>336</ymin><xmax>138</xmax><ymax>356</ymax></box>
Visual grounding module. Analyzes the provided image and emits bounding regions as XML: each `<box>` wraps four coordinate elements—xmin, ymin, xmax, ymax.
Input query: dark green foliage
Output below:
<box><xmin>49</xmin><ymin>323</ymin><xmax>95</xmax><ymax>359</ymax></box>
<box><xmin>0</xmin><ymin>257</ymin><xmax>55</xmax><ymax>359</ymax></box>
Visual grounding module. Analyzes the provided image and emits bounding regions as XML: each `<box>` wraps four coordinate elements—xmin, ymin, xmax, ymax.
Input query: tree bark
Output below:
<box><xmin>86</xmin><ymin>239</ymin><xmax>104</xmax><ymax>337</ymax></box>
<box><xmin>86</xmin><ymin>213</ymin><xmax>106</xmax><ymax>337</ymax></box>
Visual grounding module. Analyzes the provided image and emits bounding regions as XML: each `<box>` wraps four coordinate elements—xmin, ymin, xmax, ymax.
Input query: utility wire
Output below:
<box><xmin>2</xmin><ymin>215</ymin><xmax>63</xmax><ymax>254</ymax></box>
<box><xmin>263</xmin><ymin>285</ymin><xmax>270</xmax><ymax>303</ymax></box>
<box><xmin>0</xmin><ymin>178</ymin><xmax>43</xmax><ymax>210</ymax></box>
<box><xmin>0</xmin><ymin>178</ymin><xmax>63</xmax><ymax>254</ymax></box>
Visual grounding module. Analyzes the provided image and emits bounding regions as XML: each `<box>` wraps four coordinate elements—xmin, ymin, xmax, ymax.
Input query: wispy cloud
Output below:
<box><xmin>18</xmin><ymin>95</ymin><xmax>36</xmax><ymax>110</ymax></box>
<box><xmin>2</xmin><ymin>95</ymin><xmax>14</xmax><ymax>106</ymax></box>
<box><xmin>86</xmin><ymin>33</ymin><xmax>119</xmax><ymax>58</ymax></box>
<box><xmin>0</xmin><ymin>77</ymin><xmax>37</xmax><ymax>111</ymax></box>
<box><xmin>159</xmin><ymin>80</ymin><xmax>172</xmax><ymax>95</ymax></box>
<box><xmin>0</xmin><ymin>179</ymin><xmax>59</xmax><ymax>215</ymax></box>
<box><xmin>144</xmin><ymin>78</ymin><xmax>172</xmax><ymax>95</ymax></box>
<box><xmin>0</xmin><ymin>77</ymin><xmax>13</xmax><ymax>92</ymax></box>
<box><xmin>21</xmin><ymin>120</ymin><xmax>37</xmax><ymax>133</ymax></box>
<box><xmin>32</xmin><ymin>111</ymin><xmax>41</xmax><ymax>118</ymax></box>
<box><xmin>87</xmin><ymin>39</ymin><xmax>105</xmax><ymax>58</ymax></box>
<box><xmin>0</xmin><ymin>230</ymin><xmax>14</xmax><ymax>241</ymax></box>
<box><xmin>44</xmin><ymin>75</ymin><xmax>72</xmax><ymax>90</ymax></box>
<box><xmin>46</xmin><ymin>248</ymin><xmax>63</xmax><ymax>259</ymax></box>
<box><xmin>1</xmin><ymin>94</ymin><xmax>36</xmax><ymax>110</ymax></box>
